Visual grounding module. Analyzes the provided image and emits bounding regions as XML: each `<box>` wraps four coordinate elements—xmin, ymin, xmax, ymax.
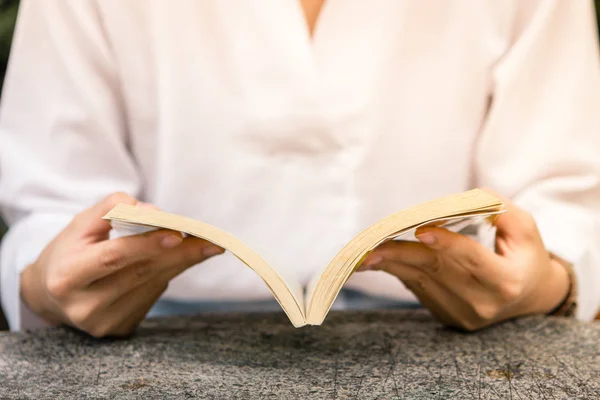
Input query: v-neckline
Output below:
<box><xmin>254</xmin><ymin>0</ymin><xmax>392</xmax><ymax>118</ymax></box>
<box><xmin>287</xmin><ymin>0</ymin><xmax>331</xmax><ymax>48</ymax></box>
<box><xmin>297</xmin><ymin>0</ymin><xmax>328</xmax><ymax>41</ymax></box>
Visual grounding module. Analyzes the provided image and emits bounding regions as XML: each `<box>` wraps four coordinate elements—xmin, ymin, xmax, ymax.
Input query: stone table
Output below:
<box><xmin>0</xmin><ymin>310</ymin><xmax>598</xmax><ymax>399</ymax></box>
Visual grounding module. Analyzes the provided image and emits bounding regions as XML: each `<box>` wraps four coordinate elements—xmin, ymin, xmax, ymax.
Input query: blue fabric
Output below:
<box><xmin>147</xmin><ymin>289</ymin><xmax>422</xmax><ymax>319</ymax></box>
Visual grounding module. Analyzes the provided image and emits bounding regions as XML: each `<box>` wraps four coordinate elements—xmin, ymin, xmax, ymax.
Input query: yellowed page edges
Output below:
<box><xmin>103</xmin><ymin>204</ymin><xmax>306</xmax><ymax>327</ymax></box>
<box><xmin>306</xmin><ymin>189</ymin><xmax>504</xmax><ymax>325</ymax></box>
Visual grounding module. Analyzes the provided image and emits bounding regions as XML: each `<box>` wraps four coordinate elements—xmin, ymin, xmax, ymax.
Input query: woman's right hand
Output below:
<box><xmin>20</xmin><ymin>193</ymin><xmax>224</xmax><ymax>338</ymax></box>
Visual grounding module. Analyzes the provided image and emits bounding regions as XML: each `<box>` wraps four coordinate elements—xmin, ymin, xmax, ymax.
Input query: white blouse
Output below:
<box><xmin>1</xmin><ymin>0</ymin><xmax>599</xmax><ymax>331</ymax></box>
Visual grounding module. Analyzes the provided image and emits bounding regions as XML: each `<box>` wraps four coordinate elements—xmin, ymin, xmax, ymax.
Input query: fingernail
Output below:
<box><xmin>417</xmin><ymin>232</ymin><xmax>437</xmax><ymax>246</ymax></box>
<box><xmin>362</xmin><ymin>255</ymin><xmax>383</xmax><ymax>269</ymax></box>
<box><xmin>161</xmin><ymin>234</ymin><xmax>183</xmax><ymax>249</ymax></box>
<box><xmin>203</xmin><ymin>246</ymin><xmax>224</xmax><ymax>257</ymax></box>
<box><xmin>136</xmin><ymin>202</ymin><xmax>159</xmax><ymax>210</ymax></box>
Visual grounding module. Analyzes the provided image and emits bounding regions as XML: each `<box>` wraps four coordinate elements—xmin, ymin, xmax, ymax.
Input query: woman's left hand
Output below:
<box><xmin>359</xmin><ymin>198</ymin><xmax>570</xmax><ymax>331</ymax></box>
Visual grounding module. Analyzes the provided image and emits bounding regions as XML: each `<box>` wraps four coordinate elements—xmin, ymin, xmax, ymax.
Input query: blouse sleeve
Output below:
<box><xmin>475</xmin><ymin>0</ymin><xmax>600</xmax><ymax>320</ymax></box>
<box><xmin>0</xmin><ymin>0</ymin><xmax>141</xmax><ymax>330</ymax></box>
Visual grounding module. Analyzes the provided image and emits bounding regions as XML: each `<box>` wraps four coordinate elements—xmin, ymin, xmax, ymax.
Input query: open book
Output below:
<box><xmin>103</xmin><ymin>189</ymin><xmax>503</xmax><ymax>328</ymax></box>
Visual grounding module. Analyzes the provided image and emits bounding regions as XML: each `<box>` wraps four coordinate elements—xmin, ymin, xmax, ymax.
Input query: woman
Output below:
<box><xmin>0</xmin><ymin>0</ymin><xmax>599</xmax><ymax>337</ymax></box>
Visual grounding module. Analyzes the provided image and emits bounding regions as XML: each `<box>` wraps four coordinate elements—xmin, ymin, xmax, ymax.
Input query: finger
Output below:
<box><xmin>403</xmin><ymin>280</ymin><xmax>456</xmax><ymax>327</ymax></box>
<box><xmin>362</xmin><ymin>240</ymin><xmax>438</xmax><ymax>273</ymax></box>
<box><xmin>361</xmin><ymin>241</ymin><xmax>478</xmax><ymax>299</ymax></box>
<box><xmin>112</xmin><ymin>281</ymin><xmax>167</xmax><ymax>337</ymax></box>
<box><xmin>66</xmin><ymin>227</ymin><xmax>222</xmax><ymax>288</ymax></box>
<box><xmin>88</xmin><ymin>278</ymin><xmax>168</xmax><ymax>338</ymax></box>
<box><xmin>67</xmin><ymin>229</ymin><xmax>183</xmax><ymax>285</ymax></box>
<box><xmin>415</xmin><ymin>227</ymin><xmax>504</xmax><ymax>286</ymax></box>
<box><xmin>111</xmin><ymin>244</ymin><xmax>210</xmax><ymax>333</ymax></box>
<box><xmin>88</xmin><ymin>235</ymin><xmax>224</xmax><ymax>302</ymax></box>
<box><xmin>480</xmin><ymin>189</ymin><xmax>541</xmax><ymax>246</ymax></box>
<box><xmin>494</xmin><ymin>207</ymin><xmax>542</xmax><ymax>255</ymax></box>
<box><xmin>70</xmin><ymin>192</ymin><xmax>139</xmax><ymax>242</ymax></box>
<box><xmin>378</xmin><ymin>260</ymin><xmax>466</xmax><ymax>328</ymax></box>
<box><xmin>136</xmin><ymin>202</ymin><xmax>160</xmax><ymax>211</ymax></box>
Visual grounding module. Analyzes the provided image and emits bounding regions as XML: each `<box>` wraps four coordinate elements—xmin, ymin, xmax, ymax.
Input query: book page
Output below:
<box><xmin>304</xmin><ymin>211</ymin><xmax>502</xmax><ymax>310</ymax></box>
<box><xmin>103</xmin><ymin>205</ymin><xmax>307</xmax><ymax>327</ymax></box>
<box><xmin>305</xmin><ymin>189</ymin><xmax>504</xmax><ymax>325</ymax></box>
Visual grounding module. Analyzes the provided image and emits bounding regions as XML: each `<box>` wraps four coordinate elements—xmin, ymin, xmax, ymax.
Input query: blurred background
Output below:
<box><xmin>0</xmin><ymin>1</ymin><xmax>599</xmax><ymax>330</ymax></box>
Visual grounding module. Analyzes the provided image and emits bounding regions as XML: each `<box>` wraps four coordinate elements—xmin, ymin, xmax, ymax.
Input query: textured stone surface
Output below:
<box><xmin>0</xmin><ymin>310</ymin><xmax>599</xmax><ymax>399</ymax></box>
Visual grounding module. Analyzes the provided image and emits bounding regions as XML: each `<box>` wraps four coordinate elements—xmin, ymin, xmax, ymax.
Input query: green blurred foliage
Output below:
<box><xmin>597</xmin><ymin>0</ymin><xmax>600</xmax><ymax>37</ymax></box>
<box><xmin>0</xmin><ymin>0</ymin><xmax>17</xmax><ymax>238</ymax></box>
<box><xmin>0</xmin><ymin>0</ymin><xmax>18</xmax><ymax>95</ymax></box>
<box><xmin>0</xmin><ymin>1</ymin><xmax>18</xmax><ymax>329</ymax></box>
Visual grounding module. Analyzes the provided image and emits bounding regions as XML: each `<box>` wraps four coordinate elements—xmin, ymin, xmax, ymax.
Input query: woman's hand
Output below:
<box><xmin>359</xmin><ymin>198</ymin><xmax>570</xmax><ymax>331</ymax></box>
<box><xmin>21</xmin><ymin>193</ymin><xmax>224</xmax><ymax>338</ymax></box>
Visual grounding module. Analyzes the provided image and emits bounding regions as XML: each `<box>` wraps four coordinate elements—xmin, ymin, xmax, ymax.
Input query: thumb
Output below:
<box><xmin>415</xmin><ymin>226</ymin><xmax>504</xmax><ymax>283</ymax></box>
<box><xmin>479</xmin><ymin>188</ymin><xmax>538</xmax><ymax>242</ymax></box>
<box><xmin>71</xmin><ymin>192</ymin><xmax>139</xmax><ymax>240</ymax></box>
<box><xmin>493</xmin><ymin>200</ymin><xmax>540</xmax><ymax>247</ymax></box>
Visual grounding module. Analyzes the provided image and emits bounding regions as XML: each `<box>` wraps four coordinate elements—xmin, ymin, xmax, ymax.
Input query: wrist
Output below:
<box><xmin>518</xmin><ymin>254</ymin><xmax>570</xmax><ymax>317</ymax></box>
<box><xmin>545</xmin><ymin>252</ymin><xmax>577</xmax><ymax>317</ymax></box>
<box><xmin>543</xmin><ymin>256</ymin><xmax>571</xmax><ymax>314</ymax></box>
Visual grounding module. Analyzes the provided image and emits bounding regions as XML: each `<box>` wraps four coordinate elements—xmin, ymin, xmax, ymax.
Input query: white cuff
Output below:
<box><xmin>529</xmin><ymin>207</ymin><xmax>600</xmax><ymax>321</ymax></box>
<box><xmin>0</xmin><ymin>213</ymin><xmax>71</xmax><ymax>331</ymax></box>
